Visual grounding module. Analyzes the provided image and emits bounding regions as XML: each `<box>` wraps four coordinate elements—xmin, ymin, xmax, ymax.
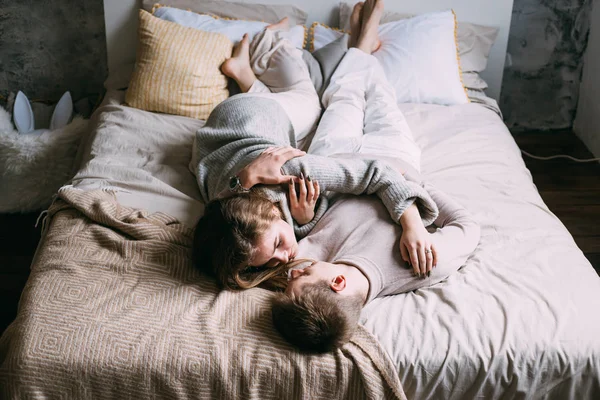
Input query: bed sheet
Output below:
<box><xmin>69</xmin><ymin>89</ymin><xmax>206</xmax><ymax>228</ymax></box>
<box><xmin>0</xmin><ymin>92</ymin><xmax>406</xmax><ymax>399</ymax></box>
<box><xmin>12</xmin><ymin>90</ymin><xmax>600</xmax><ymax>398</ymax></box>
<box><xmin>364</xmin><ymin>102</ymin><xmax>600</xmax><ymax>398</ymax></box>
<box><xmin>69</xmin><ymin>92</ymin><xmax>600</xmax><ymax>398</ymax></box>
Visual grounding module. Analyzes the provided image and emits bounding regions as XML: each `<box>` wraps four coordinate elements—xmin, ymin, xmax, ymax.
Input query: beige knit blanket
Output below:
<box><xmin>0</xmin><ymin>188</ymin><xmax>406</xmax><ymax>399</ymax></box>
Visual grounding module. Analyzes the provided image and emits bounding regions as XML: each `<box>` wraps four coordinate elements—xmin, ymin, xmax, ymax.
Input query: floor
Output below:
<box><xmin>1</xmin><ymin>130</ymin><xmax>599</xmax><ymax>336</ymax></box>
<box><xmin>513</xmin><ymin>129</ymin><xmax>600</xmax><ymax>270</ymax></box>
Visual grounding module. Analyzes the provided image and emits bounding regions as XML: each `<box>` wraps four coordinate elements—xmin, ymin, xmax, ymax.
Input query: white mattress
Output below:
<box><xmin>69</xmin><ymin>91</ymin><xmax>600</xmax><ymax>398</ymax></box>
<box><xmin>365</xmin><ymin>102</ymin><xmax>600</xmax><ymax>398</ymax></box>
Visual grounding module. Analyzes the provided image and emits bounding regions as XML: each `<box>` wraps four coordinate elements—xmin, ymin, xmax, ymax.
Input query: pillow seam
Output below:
<box><xmin>452</xmin><ymin>10</ymin><xmax>470</xmax><ymax>103</ymax></box>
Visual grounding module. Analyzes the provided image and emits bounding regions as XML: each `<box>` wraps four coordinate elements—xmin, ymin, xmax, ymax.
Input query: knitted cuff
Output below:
<box><xmin>293</xmin><ymin>196</ymin><xmax>329</xmax><ymax>239</ymax></box>
<box><xmin>382</xmin><ymin>180</ymin><xmax>439</xmax><ymax>227</ymax></box>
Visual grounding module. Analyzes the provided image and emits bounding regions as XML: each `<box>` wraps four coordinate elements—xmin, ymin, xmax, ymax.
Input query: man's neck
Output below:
<box><xmin>338</xmin><ymin>263</ymin><xmax>370</xmax><ymax>305</ymax></box>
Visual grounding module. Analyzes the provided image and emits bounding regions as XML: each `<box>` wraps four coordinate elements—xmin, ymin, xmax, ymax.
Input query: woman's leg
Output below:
<box><xmin>222</xmin><ymin>23</ymin><xmax>321</xmax><ymax>142</ymax></box>
<box><xmin>307</xmin><ymin>0</ymin><xmax>421</xmax><ymax>171</ymax></box>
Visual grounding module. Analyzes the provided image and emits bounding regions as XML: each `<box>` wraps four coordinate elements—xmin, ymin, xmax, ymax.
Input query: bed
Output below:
<box><xmin>2</xmin><ymin>0</ymin><xmax>600</xmax><ymax>398</ymax></box>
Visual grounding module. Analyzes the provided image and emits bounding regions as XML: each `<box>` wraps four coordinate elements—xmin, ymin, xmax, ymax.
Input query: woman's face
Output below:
<box><xmin>248</xmin><ymin>219</ymin><xmax>298</xmax><ymax>268</ymax></box>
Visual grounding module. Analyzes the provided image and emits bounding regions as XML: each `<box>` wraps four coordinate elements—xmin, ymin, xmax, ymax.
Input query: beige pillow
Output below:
<box><xmin>125</xmin><ymin>10</ymin><xmax>233</xmax><ymax>120</ymax></box>
<box><xmin>142</xmin><ymin>0</ymin><xmax>307</xmax><ymax>26</ymax></box>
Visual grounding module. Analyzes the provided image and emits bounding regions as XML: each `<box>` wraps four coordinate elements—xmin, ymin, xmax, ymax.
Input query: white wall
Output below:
<box><xmin>103</xmin><ymin>0</ymin><xmax>142</xmax><ymax>73</ymax></box>
<box><xmin>103</xmin><ymin>0</ymin><xmax>513</xmax><ymax>101</ymax></box>
<box><xmin>574</xmin><ymin>0</ymin><xmax>600</xmax><ymax>158</ymax></box>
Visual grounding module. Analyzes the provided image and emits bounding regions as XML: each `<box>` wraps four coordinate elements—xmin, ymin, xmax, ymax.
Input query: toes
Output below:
<box><xmin>352</xmin><ymin>1</ymin><xmax>364</xmax><ymax>15</ymax></box>
<box><xmin>352</xmin><ymin>2</ymin><xmax>364</xmax><ymax>24</ymax></box>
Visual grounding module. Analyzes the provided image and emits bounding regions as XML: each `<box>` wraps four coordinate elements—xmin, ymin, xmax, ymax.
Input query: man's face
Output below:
<box><xmin>285</xmin><ymin>261</ymin><xmax>344</xmax><ymax>297</ymax></box>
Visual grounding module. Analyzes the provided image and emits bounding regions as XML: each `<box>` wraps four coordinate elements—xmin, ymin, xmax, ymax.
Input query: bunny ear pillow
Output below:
<box><xmin>13</xmin><ymin>91</ymin><xmax>73</xmax><ymax>135</ymax></box>
<box><xmin>0</xmin><ymin>91</ymin><xmax>86</xmax><ymax>213</ymax></box>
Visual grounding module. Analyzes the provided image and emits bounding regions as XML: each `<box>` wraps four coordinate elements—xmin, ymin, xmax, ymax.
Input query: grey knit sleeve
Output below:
<box><xmin>280</xmin><ymin>154</ymin><xmax>439</xmax><ymax>226</ymax></box>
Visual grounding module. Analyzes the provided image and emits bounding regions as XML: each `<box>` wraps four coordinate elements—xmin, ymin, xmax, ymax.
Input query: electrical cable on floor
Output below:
<box><xmin>521</xmin><ymin>150</ymin><xmax>600</xmax><ymax>163</ymax></box>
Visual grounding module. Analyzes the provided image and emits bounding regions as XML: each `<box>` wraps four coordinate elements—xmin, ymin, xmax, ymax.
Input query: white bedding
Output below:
<box><xmin>69</xmin><ymin>91</ymin><xmax>600</xmax><ymax>398</ymax></box>
<box><xmin>367</xmin><ymin>103</ymin><xmax>600</xmax><ymax>398</ymax></box>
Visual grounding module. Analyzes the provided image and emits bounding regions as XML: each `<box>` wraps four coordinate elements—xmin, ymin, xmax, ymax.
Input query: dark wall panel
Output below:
<box><xmin>501</xmin><ymin>0</ymin><xmax>592</xmax><ymax>130</ymax></box>
<box><xmin>0</xmin><ymin>0</ymin><xmax>107</xmax><ymax>106</ymax></box>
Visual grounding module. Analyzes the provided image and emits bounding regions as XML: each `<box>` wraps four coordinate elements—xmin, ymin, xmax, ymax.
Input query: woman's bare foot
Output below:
<box><xmin>356</xmin><ymin>0</ymin><xmax>383</xmax><ymax>53</ymax></box>
<box><xmin>349</xmin><ymin>2</ymin><xmax>364</xmax><ymax>48</ymax></box>
<box><xmin>221</xmin><ymin>34</ymin><xmax>257</xmax><ymax>92</ymax></box>
<box><xmin>266</xmin><ymin>17</ymin><xmax>290</xmax><ymax>31</ymax></box>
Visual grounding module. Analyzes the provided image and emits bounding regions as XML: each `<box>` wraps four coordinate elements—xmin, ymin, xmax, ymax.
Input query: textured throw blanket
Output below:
<box><xmin>0</xmin><ymin>188</ymin><xmax>406</xmax><ymax>399</ymax></box>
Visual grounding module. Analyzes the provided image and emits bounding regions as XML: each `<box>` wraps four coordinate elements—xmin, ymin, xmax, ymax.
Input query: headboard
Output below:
<box><xmin>103</xmin><ymin>0</ymin><xmax>514</xmax><ymax>100</ymax></box>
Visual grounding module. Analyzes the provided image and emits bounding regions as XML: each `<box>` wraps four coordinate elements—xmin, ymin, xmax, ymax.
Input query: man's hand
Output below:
<box><xmin>399</xmin><ymin>203</ymin><xmax>437</xmax><ymax>278</ymax></box>
<box><xmin>288</xmin><ymin>174</ymin><xmax>320</xmax><ymax>225</ymax></box>
<box><xmin>238</xmin><ymin>146</ymin><xmax>306</xmax><ymax>188</ymax></box>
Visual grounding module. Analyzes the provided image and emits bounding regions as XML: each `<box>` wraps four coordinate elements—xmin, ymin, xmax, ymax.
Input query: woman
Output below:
<box><xmin>192</xmin><ymin>0</ymin><xmax>438</xmax><ymax>290</ymax></box>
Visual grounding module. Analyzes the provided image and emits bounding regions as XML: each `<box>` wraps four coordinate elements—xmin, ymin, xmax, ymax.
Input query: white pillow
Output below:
<box><xmin>339</xmin><ymin>2</ymin><xmax>498</xmax><ymax>74</ymax></box>
<box><xmin>153</xmin><ymin>6</ymin><xmax>306</xmax><ymax>48</ymax></box>
<box><xmin>311</xmin><ymin>10</ymin><xmax>470</xmax><ymax>106</ymax></box>
<box><xmin>339</xmin><ymin>2</ymin><xmax>498</xmax><ymax>92</ymax></box>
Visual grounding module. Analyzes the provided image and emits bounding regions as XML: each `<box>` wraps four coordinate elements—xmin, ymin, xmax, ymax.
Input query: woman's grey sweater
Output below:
<box><xmin>191</xmin><ymin>95</ymin><xmax>438</xmax><ymax>238</ymax></box>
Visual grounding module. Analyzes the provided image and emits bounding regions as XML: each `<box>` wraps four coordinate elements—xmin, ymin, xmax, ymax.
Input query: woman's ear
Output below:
<box><xmin>330</xmin><ymin>275</ymin><xmax>346</xmax><ymax>293</ymax></box>
<box><xmin>13</xmin><ymin>91</ymin><xmax>34</xmax><ymax>133</ymax></box>
<box><xmin>50</xmin><ymin>91</ymin><xmax>73</xmax><ymax>130</ymax></box>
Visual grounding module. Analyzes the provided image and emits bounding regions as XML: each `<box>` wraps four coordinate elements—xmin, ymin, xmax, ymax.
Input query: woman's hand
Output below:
<box><xmin>238</xmin><ymin>146</ymin><xmax>305</xmax><ymax>188</ymax></box>
<box><xmin>288</xmin><ymin>174</ymin><xmax>320</xmax><ymax>225</ymax></box>
<box><xmin>399</xmin><ymin>203</ymin><xmax>437</xmax><ymax>278</ymax></box>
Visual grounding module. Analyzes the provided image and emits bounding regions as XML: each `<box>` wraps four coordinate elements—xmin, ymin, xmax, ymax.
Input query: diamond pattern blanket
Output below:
<box><xmin>0</xmin><ymin>188</ymin><xmax>406</xmax><ymax>399</ymax></box>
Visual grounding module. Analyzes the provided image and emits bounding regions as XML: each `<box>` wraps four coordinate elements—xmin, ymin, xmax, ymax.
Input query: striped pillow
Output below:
<box><xmin>125</xmin><ymin>10</ymin><xmax>233</xmax><ymax>119</ymax></box>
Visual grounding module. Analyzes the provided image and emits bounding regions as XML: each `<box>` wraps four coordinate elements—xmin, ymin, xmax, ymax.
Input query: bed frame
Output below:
<box><xmin>102</xmin><ymin>0</ymin><xmax>514</xmax><ymax>101</ymax></box>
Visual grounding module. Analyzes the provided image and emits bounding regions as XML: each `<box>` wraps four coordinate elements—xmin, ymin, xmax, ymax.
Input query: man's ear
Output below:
<box><xmin>330</xmin><ymin>275</ymin><xmax>346</xmax><ymax>293</ymax></box>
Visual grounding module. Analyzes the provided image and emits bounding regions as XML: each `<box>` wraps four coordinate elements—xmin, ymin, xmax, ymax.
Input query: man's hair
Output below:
<box><xmin>271</xmin><ymin>280</ymin><xmax>363</xmax><ymax>353</ymax></box>
<box><xmin>192</xmin><ymin>193</ymin><xmax>288</xmax><ymax>291</ymax></box>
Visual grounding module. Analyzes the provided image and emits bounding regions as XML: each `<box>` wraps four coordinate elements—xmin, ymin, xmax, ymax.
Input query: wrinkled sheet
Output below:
<box><xmin>70</xmin><ymin>92</ymin><xmax>600</xmax><ymax>398</ymax></box>
<box><xmin>69</xmin><ymin>89</ymin><xmax>206</xmax><ymax>227</ymax></box>
<box><xmin>364</xmin><ymin>102</ymin><xmax>600</xmax><ymax>399</ymax></box>
<box><xmin>0</xmin><ymin>154</ymin><xmax>405</xmax><ymax>399</ymax></box>
<box><xmin>4</xmin><ymin>89</ymin><xmax>599</xmax><ymax>398</ymax></box>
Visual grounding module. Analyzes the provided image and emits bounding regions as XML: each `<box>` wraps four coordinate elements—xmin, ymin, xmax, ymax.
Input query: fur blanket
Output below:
<box><xmin>0</xmin><ymin>106</ymin><xmax>87</xmax><ymax>212</ymax></box>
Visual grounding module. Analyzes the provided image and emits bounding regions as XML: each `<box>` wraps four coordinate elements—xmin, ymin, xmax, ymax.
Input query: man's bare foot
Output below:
<box><xmin>349</xmin><ymin>2</ymin><xmax>364</xmax><ymax>48</ymax></box>
<box><xmin>356</xmin><ymin>0</ymin><xmax>383</xmax><ymax>53</ymax></box>
<box><xmin>221</xmin><ymin>34</ymin><xmax>256</xmax><ymax>92</ymax></box>
<box><xmin>266</xmin><ymin>16</ymin><xmax>290</xmax><ymax>31</ymax></box>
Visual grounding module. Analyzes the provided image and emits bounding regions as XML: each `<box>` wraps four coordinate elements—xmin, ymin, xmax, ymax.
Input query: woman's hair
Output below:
<box><xmin>193</xmin><ymin>193</ymin><xmax>296</xmax><ymax>291</ymax></box>
<box><xmin>271</xmin><ymin>280</ymin><xmax>363</xmax><ymax>353</ymax></box>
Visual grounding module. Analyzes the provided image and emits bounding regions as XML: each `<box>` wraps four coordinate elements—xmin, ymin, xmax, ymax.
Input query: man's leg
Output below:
<box><xmin>308</xmin><ymin>0</ymin><xmax>421</xmax><ymax>171</ymax></box>
<box><xmin>359</xmin><ymin>56</ymin><xmax>421</xmax><ymax>171</ymax></box>
<box><xmin>306</xmin><ymin>1</ymin><xmax>376</xmax><ymax>156</ymax></box>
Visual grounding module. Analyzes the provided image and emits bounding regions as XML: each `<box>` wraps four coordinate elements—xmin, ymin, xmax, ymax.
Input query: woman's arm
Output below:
<box><xmin>425</xmin><ymin>185</ymin><xmax>481</xmax><ymax>273</ymax></box>
<box><xmin>233</xmin><ymin>148</ymin><xmax>438</xmax><ymax>236</ymax></box>
<box><xmin>280</xmin><ymin>153</ymin><xmax>439</xmax><ymax>228</ymax></box>
<box><xmin>399</xmin><ymin>203</ymin><xmax>437</xmax><ymax>278</ymax></box>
